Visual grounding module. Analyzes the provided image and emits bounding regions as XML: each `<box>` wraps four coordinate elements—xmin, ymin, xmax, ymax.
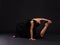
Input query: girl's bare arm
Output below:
<box><xmin>30</xmin><ymin>20</ymin><xmax>34</xmax><ymax>39</ymax></box>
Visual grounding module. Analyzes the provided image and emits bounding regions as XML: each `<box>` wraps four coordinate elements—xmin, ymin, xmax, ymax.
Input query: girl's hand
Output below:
<box><xmin>29</xmin><ymin>38</ymin><xmax>36</xmax><ymax>40</ymax></box>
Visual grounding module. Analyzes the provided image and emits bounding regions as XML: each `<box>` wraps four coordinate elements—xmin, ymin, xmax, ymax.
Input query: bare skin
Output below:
<box><xmin>29</xmin><ymin>18</ymin><xmax>52</xmax><ymax>40</ymax></box>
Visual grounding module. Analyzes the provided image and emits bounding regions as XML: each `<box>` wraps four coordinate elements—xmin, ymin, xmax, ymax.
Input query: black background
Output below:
<box><xmin>0</xmin><ymin>0</ymin><xmax>60</xmax><ymax>34</ymax></box>
<box><xmin>0</xmin><ymin>0</ymin><xmax>16</xmax><ymax>33</ymax></box>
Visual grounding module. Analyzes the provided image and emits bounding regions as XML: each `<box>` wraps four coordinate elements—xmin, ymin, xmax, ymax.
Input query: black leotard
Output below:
<box><xmin>16</xmin><ymin>19</ymin><xmax>47</xmax><ymax>39</ymax></box>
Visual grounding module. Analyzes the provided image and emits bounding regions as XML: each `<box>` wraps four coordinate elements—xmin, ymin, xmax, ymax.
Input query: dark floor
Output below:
<box><xmin>0</xmin><ymin>34</ymin><xmax>60</xmax><ymax>45</ymax></box>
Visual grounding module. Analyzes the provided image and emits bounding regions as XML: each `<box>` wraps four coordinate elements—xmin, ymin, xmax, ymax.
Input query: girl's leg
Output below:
<box><xmin>40</xmin><ymin>23</ymin><xmax>49</xmax><ymax>37</ymax></box>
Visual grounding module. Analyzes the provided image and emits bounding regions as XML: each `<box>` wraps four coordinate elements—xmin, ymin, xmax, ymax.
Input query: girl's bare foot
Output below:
<box><xmin>12</xmin><ymin>35</ymin><xmax>16</xmax><ymax>38</ymax></box>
